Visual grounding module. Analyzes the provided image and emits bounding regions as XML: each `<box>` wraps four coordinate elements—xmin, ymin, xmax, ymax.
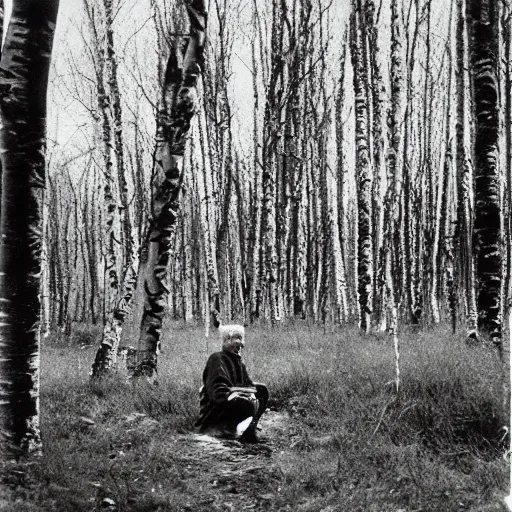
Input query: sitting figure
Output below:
<box><xmin>195</xmin><ymin>324</ymin><xmax>268</xmax><ymax>443</ymax></box>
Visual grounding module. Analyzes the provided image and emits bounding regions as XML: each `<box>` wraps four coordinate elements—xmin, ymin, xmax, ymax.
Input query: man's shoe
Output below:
<box><xmin>219</xmin><ymin>425</ymin><xmax>238</xmax><ymax>439</ymax></box>
<box><xmin>239</xmin><ymin>431</ymin><xmax>260</xmax><ymax>444</ymax></box>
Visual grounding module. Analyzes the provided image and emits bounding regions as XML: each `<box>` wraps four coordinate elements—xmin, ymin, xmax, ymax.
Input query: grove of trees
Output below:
<box><xmin>47</xmin><ymin>0</ymin><xmax>511</xmax><ymax>347</ymax></box>
<box><xmin>0</xmin><ymin>0</ymin><xmax>511</xmax><ymax>457</ymax></box>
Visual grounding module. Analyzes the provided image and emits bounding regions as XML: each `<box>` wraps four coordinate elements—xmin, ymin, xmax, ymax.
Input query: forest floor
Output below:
<box><xmin>0</xmin><ymin>322</ymin><xmax>509</xmax><ymax>511</ymax></box>
<box><xmin>169</xmin><ymin>409</ymin><xmax>292</xmax><ymax>511</ymax></box>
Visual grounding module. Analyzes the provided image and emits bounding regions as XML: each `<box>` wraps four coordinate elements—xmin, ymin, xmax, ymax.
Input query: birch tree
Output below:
<box><xmin>468</xmin><ymin>0</ymin><xmax>503</xmax><ymax>349</ymax></box>
<box><xmin>378</xmin><ymin>0</ymin><xmax>402</xmax><ymax>334</ymax></box>
<box><xmin>350</xmin><ymin>0</ymin><xmax>373</xmax><ymax>332</ymax></box>
<box><xmin>261</xmin><ymin>0</ymin><xmax>284</xmax><ymax>326</ymax></box>
<box><xmin>0</xmin><ymin>0</ymin><xmax>60</xmax><ymax>459</ymax></box>
<box><xmin>455</xmin><ymin>0</ymin><xmax>478</xmax><ymax>341</ymax></box>
<box><xmin>133</xmin><ymin>0</ymin><xmax>208</xmax><ymax>381</ymax></box>
<box><xmin>504</xmin><ymin>4</ymin><xmax>512</xmax><ymax>317</ymax></box>
<box><xmin>90</xmin><ymin>0</ymin><xmax>140</xmax><ymax>376</ymax></box>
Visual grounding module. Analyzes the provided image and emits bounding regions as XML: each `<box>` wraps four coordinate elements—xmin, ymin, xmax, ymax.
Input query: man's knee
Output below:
<box><xmin>255</xmin><ymin>383</ymin><xmax>269</xmax><ymax>403</ymax></box>
<box><xmin>228</xmin><ymin>395</ymin><xmax>257</xmax><ymax>419</ymax></box>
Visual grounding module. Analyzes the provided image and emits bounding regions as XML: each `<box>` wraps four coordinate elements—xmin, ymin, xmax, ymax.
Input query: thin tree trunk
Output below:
<box><xmin>502</xmin><ymin>6</ymin><xmax>511</xmax><ymax>316</ymax></box>
<box><xmin>248</xmin><ymin>25</ymin><xmax>263</xmax><ymax>322</ymax></box>
<box><xmin>456</xmin><ymin>0</ymin><xmax>479</xmax><ymax>340</ymax></box>
<box><xmin>365</xmin><ymin>0</ymin><xmax>385</xmax><ymax>328</ymax></box>
<box><xmin>378</xmin><ymin>0</ymin><xmax>403</xmax><ymax>332</ymax></box>
<box><xmin>350</xmin><ymin>0</ymin><xmax>373</xmax><ymax>332</ymax></box>
<box><xmin>261</xmin><ymin>0</ymin><xmax>284</xmax><ymax>326</ymax></box>
<box><xmin>197</xmin><ymin>112</ymin><xmax>221</xmax><ymax>328</ymax></box>
<box><xmin>90</xmin><ymin>0</ymin><xmax>140</xmax><ymax>376</ymax></box>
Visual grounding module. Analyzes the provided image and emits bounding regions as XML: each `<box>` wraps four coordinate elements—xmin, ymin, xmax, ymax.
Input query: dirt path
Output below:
<box><xmin>171</xmin><ymin>410</ymin><xmax>292</xmax><ymax>511</ymax></box>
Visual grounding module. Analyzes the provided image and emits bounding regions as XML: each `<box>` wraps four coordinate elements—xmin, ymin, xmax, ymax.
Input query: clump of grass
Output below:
<box><xmin>392</xmin><ymin>374</ymin><xmax>503</xmax><ymax>455</ymax></box>
<box><xmin>264</xmin><ymin>324</ymin><xmax>507</xmax><ymax>511</ymax></box>
<box><xmin>130</xmin><ymin>380</ymin><xmax>198</xmax><ymax>431</ymax></box>
<box><xmin>264</xmin><ymin>324</ymin><xmax>505</xmax><ymax>454</ymax></box>
<box><xmin>388</xmin><ymin>329</ymin><xmax>504</xmax><ymax>456</ymax></box>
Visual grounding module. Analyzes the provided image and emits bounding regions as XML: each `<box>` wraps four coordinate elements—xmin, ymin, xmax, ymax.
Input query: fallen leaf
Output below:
<box><xmin>123</xmin><ymin>412</ymin><xmax>147</xmax><ymax>422</ymax></box>
<box><xmin>101</xmin><ymin>497</ymin><xmax>116</xmax><ymax>507</ymax></box>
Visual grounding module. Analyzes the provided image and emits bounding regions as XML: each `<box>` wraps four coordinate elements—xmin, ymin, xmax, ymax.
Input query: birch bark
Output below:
<box><xmin>469</xmin><ymin>0</ymin><xmax>502</xmax><ymax>347</ymax></box>
<box><xmin>350</xmin><ymin>0</ymin><xmax>373</xmax><ymax>332</ymax></box>
<box><xmin>0</xmin><ymin>0</ymin><xmax>59</xmax><ymax>458</ymax></box>
<box><xmin>134</xmin><ymin>0</ymin><xmax>208</xmax><ymax>380</ymax></box>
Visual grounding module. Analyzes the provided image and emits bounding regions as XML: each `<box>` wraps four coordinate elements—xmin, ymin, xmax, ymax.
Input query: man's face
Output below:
<box><xmin>223</xmin><ymin>335</ymin><xmax>244</xmax><ymax>356</ymax></box>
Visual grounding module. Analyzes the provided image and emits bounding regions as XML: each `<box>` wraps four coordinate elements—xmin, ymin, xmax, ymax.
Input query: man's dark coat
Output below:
<box><xmin>195</xmin><ymin>350</ymin><xmax>254</xmax><ymax>431</ymax></box>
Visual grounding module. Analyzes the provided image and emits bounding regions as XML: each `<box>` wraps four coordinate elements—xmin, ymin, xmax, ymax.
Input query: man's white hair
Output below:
<box><xmin>219</xmin><ymin>324</ymin><xmax>245</xmax><ymax>344</ymax></box>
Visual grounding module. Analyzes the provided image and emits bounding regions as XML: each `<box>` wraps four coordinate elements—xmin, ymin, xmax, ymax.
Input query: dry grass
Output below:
<box><xmin>0</xmin><ymin>321</ymin><xmax>508</xmax><ymax>511</ymax></box>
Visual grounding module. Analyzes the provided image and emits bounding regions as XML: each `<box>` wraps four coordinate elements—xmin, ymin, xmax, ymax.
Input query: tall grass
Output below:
<box><xmin>0</xmin><ymin>322</ymin><xmax>508</xmax><ymax>511</ymax></box>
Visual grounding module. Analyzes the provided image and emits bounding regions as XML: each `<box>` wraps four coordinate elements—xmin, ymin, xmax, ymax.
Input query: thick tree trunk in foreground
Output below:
<box><xmin>468</xmin><ymin>0</ymin><xmax>502</xmax><ymax>347</ymax></box>
<box><xmin>0</xmin><ymin>0</ymin><xmax>59</xmax><ymax>459</ymax></box>
<box><xmin>133</xmin><ymin>0</ymin><xmax>208</xmax><ymax>381</ymax></box>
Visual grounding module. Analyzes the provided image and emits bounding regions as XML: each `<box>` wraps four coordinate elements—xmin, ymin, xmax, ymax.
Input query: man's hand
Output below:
<box><xmin>227</xmin><ymin>391</ymin><xmax>257</xmax><ymax>403</ymax></box>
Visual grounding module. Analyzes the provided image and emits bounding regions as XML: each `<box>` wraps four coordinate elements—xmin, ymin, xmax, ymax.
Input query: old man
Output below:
<box><xmin>195</xmin><ymin>325</ymin><xmax>268</xmax><ymax>443</ymax></box>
